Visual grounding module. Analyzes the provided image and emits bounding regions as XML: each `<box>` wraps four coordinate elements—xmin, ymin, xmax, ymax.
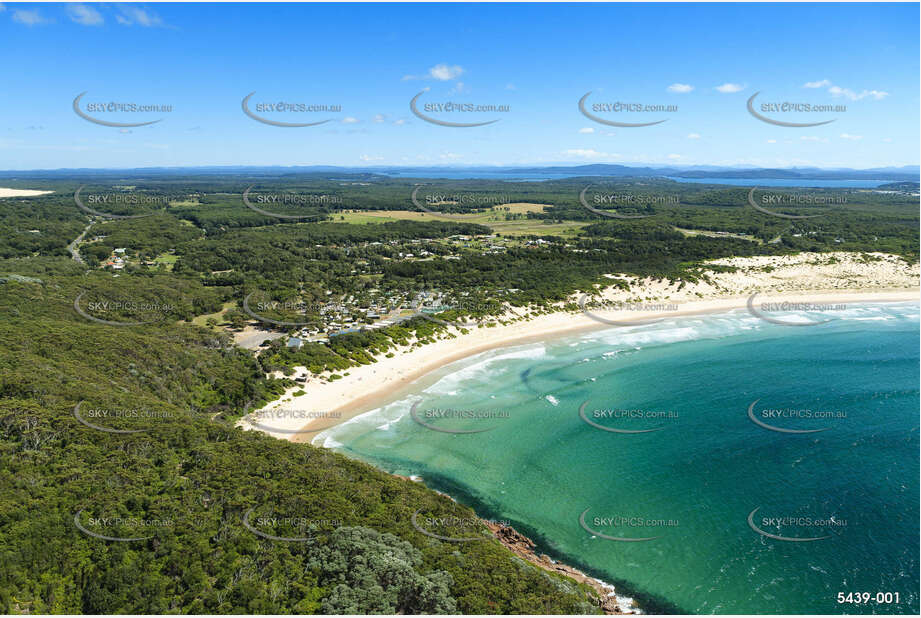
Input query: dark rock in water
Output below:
<box><xmin>483</xmin><ymin>520</ymin><xmax>634</xmax><ymax>615</ymax></box>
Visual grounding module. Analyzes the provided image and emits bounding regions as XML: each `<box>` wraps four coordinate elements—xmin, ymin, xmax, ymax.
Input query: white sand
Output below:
<box><xmin>0</xmin><ymin>188</ymin><xmax>53</xmax><ymax>198</ymax></box>
<box><xmin>234</xmin><ymin>252</ymin><xmax>919</xmax><ymax>442</ymax></box>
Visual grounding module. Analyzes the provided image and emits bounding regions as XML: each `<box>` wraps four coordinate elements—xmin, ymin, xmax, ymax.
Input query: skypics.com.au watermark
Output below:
<box><xmin>747</xmin><ymin>399</ymin><xmax>845</xmax><ymax>434</ymax></box>
<box><xmin>409</xmin><ymin>401</ymin><xmax>510</xmax><ymax>434</ymax></box>
<box><xmin>73</xmin><ymin>92</ymin><xmax>172</xmax><ymax>128</ymax></box>
<box><xmin>579</xmin><ymin>92</ymin><xmax>676</xmax><ymax>127</ymax></box>
<box><xmin>410</xmin><ymin>186</ymin><xmax>514</xmax><ymax>219</ymax></box>
<box><xmin>414</xmin><ymin>296</ymin><xmax>504</xmax><ymax>329</ymax></box>
<box><xmin>74</xmin><ymin>185</ymin><xmax>166</xmax><ymax>219</ymax></box>
<box><xmin>746</xmin><ymin>187</ymin><xmax>840</xmax><ymax>219</ymax></box>
<box><xmin>241</xmin><ymin>407</ymin><xmax>343</xmax><ymax>436</ymax></box>
<box><xmin>579</xmin><ymin>401</ymin><xmax>678</xmax><ymax>434</ymax></box>
<box><xmin>410</xmin><ymin>509</ymin><xmax>501</xmax><ymax>542</ymax></box>
<box><xmin>579</xmin><ymin>507</ymin><xmax>677</xmax><ymax>542</ymax></box>
<box><xmin>242</xmin><ymin>92</ymin><xmax>342</xmax><ymax>127</ymax></box>
<box><xmin>747</xmin><ymin>293</ymin><xmax>846</xmax><ymax>327</ymax></box>
<box><xmin>747</xmin><ymin>506</ymin><xmax>846</xmax><ymax>542</ymax></box>
<box><xmin>74</xmin><ymin>291</ymin><xmax>177</xmax><ymax>326</ymax></box>
<box><xmin>410</xmin><ymin>90</ymin><xmax>509</xmax><ymax>127</ymax></box>
<box><xmin>579</xmin><ymin>295</ymin><xmax>679</xmax><ymax>326</ymax></box>
<box><xmin>747</xmin><ymin>91</ymin><xmax>844</xmax><ymax>127</ymax></box>
<box><xmin>73</xmin><ymin>401</ymin><xmax>208</xmax><ymax>434</ymax></box>
<box><xmin>579</xmin><ymin>185</ymin><xmax>676</xmax><ymax>219</ymax></box>
<box><xmin>242</xmin><ymin>292</ymin><xmax>325</xmax><ymax>327</ymax></box>
<box><xmin>243</xmin><ymin>506</ymin><xmax>342</xmax><ymax>542</ymax></box>
<box><xmin>74</xmin><ymin>509</ymin><xmax>173</xmax><ymax>542</ymax></box>
<box><xmin>242</xmin><ymin>185</ymin><xmax>338</xmax><ymax>219</ymax></box>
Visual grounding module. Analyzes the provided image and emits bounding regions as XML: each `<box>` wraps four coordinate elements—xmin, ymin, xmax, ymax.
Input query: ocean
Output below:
<box><xmin>316</xmin><ymin>302</ymin><xmax>920</xmax><ymax>614</ymax></box>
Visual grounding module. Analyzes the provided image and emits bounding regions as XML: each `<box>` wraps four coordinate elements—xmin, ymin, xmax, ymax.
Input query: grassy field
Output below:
<box><xmin>152</xmin><ymin>253</ymin><xmax>179</xmax><ymax>270</ymax></box>
<box><xmin>337</xmin><ymin>204</ymin><xmax>589</xmax><ymax>237</ymax></box>
<box><xmin>673</xmin><ymin>226</ymin><xmax>763</xmax><ymax>244</ymax></box>
<box><xmin>190</xmin><ymin>300</ymin><xmax>235</xmax><ymax>327</ymax></box>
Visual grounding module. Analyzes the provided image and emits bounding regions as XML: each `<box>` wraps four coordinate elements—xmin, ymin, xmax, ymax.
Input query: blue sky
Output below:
<box><xmin>1</xmin><ymin>2</ymin><xmax>918</xmax><ymax>170</ymax></box>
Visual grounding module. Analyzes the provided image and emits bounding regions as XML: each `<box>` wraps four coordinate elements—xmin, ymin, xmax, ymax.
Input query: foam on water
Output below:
<box><xmin>423</xmin><ymin>342</ymin><xmax>547</xmax><ymax>395</ymax></box>
<box><xmin>317</xmin><ymin>303</ymin><xmax>919</xmax><ymax>614</ymax></box>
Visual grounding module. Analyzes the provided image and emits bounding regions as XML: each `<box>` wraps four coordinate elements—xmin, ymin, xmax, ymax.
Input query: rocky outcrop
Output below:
<box><xmin>483</xmin><ymin>520</ymin><xmax>637</xmax><ymax>615</ymax></box>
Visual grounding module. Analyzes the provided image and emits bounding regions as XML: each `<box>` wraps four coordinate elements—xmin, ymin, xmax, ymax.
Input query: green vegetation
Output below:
<box><xmin>0</xmin><ymin>271</ymin><xmax>601</xmax><ymax>614</ymax></box>
<box><xmin>0</xmin><ymin>172</ymin><xmax>917</xmax><ymax>614</ymax></box>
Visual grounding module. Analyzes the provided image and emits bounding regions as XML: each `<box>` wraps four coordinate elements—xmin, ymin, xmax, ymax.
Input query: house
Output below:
<box><xmin>286</xmin><ymin>337</ymin><xmax>303</xmax><ymax>349</ymax></box>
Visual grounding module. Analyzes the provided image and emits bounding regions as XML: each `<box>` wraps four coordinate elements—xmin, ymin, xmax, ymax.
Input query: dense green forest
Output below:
<box><xmin>0</xmin><ymin>266</ymin><xmax>603</xmax><ymax>614</ymax></box>
<box><xmin>0</xmin><ymin>173</ymin><xmax>917</xmax><ymax>614</ymax></box>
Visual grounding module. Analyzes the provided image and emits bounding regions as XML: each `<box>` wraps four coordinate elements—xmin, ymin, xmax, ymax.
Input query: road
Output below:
<box><xmin>67</xmin><ymin>221</ymin><xmax>94</xmax><ymax>264</ymax></box>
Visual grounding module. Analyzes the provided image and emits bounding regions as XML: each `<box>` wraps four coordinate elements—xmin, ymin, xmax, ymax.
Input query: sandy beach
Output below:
<box><xmin>235</xmin><ymin>252</ymin><xmax>919</xmax><ymax>442</ymax></box>
<box><xmin>0</xmin><ymin>188</ymin><xmax>54</xmax><ymax>198</ymax></box>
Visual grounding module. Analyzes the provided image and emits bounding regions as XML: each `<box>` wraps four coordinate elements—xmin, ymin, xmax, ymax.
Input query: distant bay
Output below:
<box><xmin>378</xmin><ymin>170</ymin><xmax>891</xmax><ymax>187</ymax></box>
<box><xmin>665</xmin><ymin>177</ymin><xmax>891</xmax><ymax>188</ymax></box>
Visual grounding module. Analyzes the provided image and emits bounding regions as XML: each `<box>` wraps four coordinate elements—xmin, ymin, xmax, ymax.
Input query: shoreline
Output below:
<box><xmin>237</xmin><ymin>287</ymin><xmax>919</xmax><ymax>443</ymax></box>
<box><xmin>392</xmin><ymin>473</ymin><xmax>639</xmax><ymax>614</ymax></box>
<box><xmin>483</xmin><ymin>519</ymin><xmax>638</xmax><ymax>614</ymax></box>
<box><xmin>233</xmin><ymin>252</ymin><xmax>919</xmax><ymax>615</ymax></box>
<box><xmin>286</xmin><ymin>288</ymin><xmax>917</xmax><ymax>615</ymax></box>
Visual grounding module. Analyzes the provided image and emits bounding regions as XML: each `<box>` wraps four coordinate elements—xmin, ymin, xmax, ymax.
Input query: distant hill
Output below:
<box><xmin>1</xmin><ymin>163</ymin><xmax>918</xmax><ymax>182</ymax></box>
<box><xmin>877</xmin><ymin>181</ymin><xmax>921</xmax><ymax>191</ymax></box>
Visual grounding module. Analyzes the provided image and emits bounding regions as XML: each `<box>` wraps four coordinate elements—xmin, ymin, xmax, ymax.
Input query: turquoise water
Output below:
<box><xmin>318</xmin><ymin>303</ymin><xmax>920</xmax><ymax>614</ymax></box>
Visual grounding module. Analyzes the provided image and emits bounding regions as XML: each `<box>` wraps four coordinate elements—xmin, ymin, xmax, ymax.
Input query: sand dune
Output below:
<box><xmin>235</xmin><ymin>252</ymin><xmax>919</xmax><ymax>442</ymax></box>
<box><xmin>0</xmin><ymin>188</ymin><xmax>53</xmax><ymax>198</ymax></box>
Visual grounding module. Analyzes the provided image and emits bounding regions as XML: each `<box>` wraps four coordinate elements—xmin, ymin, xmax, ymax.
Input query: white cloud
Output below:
<box><xmin>439</xmin><ymin>152</ymin><xmax>463</xmax><ymax>160</ymax></box>
<box><xmin>667</xmin><ymin>154</ymin><xmax>682</xmax><ymax>159</ymax></box>
<box><xmin>404</xmin><ymin>64</ymin><xmax>465</xmax><ymax>81</ymax></box>
<box><xmin>667</xmin><ymin>83</ymin><xmax>694</xmax><ymax>93</ymax></box>
<box><xmin>840</xmin><ymin>133</ymin><xmax>862</xmax><ymax>140</ymax></box>
<box><xmin>393</xmin><ymin>119</ymin><xmax>407</xmax><ymax>126</ymax></box>
<box><xmin>372</xmin><ymin>114</ymin><xmax>385</xmax><ymax>123</ymax></box>
<box><xmin>430</xmin><ymin>64</ymin><xmax>464</xmax><ymax>81</ymax></box>
<box><xmin>359</xmin><ymin>154</ymin><xmax>383</xmax><ymax>162</ymax></box>
<box><xmin>561</xmin><ymin>149</ymin><xmax>617</xmax><ymax>160</ymax></box>
<box><xmin>805</xmin><ymin>80</ymin><xmax>888</xmax><ymax>101</ymax></box>
<box><xmin>68</xmin><ymin>4</ymin><xmax>103</xmax><ymax>25</ymax></box>
<box><xmin>882</xmin><ymin>137</ymin><xmax>893</xmax><ymax>143</ymax></box>
<box><xmin>12</xmin><ymin>9</ymin><xmax>47</xmax><ymax>25</ymax></box>
<box><xmin>341</xmin><ymin>117</ymin><xmax>359</xmax><ymax>124</ymax></box>
<box><xmin>828</xmin><ymin>85</ymin><xmax>888</xmax><ymax>100</ymax></box>
<box><xmin>578</xmin><ymin>127</ymin><xmax>595</xmax><ymax>134</ymax></box>
<box><xmin>687</xmin><ymin>133</ymin><xmax>701</xmax><ymax>139</ymax></box>
<box><xmin>0</xmin><ymin>4</ymin><xmax>6</xmax><ymax>12</ymax></box>
<box><xmin>505</xmin><ymin>83</ymin><xmax>516</xmax><ymax>90</ymax></box>
<box><xmin>450</xmin><ymin>81</ymin><xmax>467</xmax><ymax>94</ymax></box>
<box><xmin>116</xmin><ymin>6</ymin><xmax>163</xmax><ymax>27</ymax></box>
<box><xmin>800</xmin><ymin>136</ymin><xmax>829</xmax><ymax>143</ymax></box>
<box><xmin>715</xmin><ymin>83</ymin><xmax>745</xmax><ymax>93</ymax></box>
<box><xmin>803</xmin><ymin>79</ymin><xmax>831</xmax><ymax>89</ymax></box>
<box><xmin>766</xmin><ymin>139</ymin><xmax>777</xmax><ymax>144</ymax></box>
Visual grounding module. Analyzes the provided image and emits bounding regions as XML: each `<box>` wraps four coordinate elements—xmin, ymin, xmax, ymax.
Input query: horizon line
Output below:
<box><xmin>0</xmin><ymin>162</ymin><xmax>918</xmax><ymax>174</ymax></box>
